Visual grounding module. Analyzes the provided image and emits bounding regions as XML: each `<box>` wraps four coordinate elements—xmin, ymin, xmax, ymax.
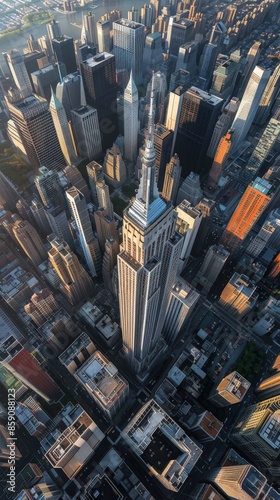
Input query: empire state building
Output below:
<box><xmin>118</xmin><ymin>77</ymin><xmax>182</xmax><ymax>378</ymax></box>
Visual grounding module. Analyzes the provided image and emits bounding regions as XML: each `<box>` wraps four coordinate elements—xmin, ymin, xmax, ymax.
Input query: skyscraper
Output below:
<box><xmin>30</xmin><ymin>62</ymin><xmax>67</xmax><ymax>101</ymax></box>
<box><xmin>71</xmin><ymin>105</ymin><xmax>102</xmax><ymax>160</ymax></box>
<box><xmin>80</xmin><ymin>53</ymin><xmax>118</xmax><ymax>149</ymax></box>
<box><xmin>197</xmin><ymin>43</ymin><xmax>219</xmax><ymax>91</ymax></box>
<box><xmin>118</xmin><ymin>80</ymin><xmax>182</xmax><ymax>376</ymax></box>
<box><xmin>209</xmin><ymin>464</ymin><xmax>270</xmax><ymax>499</ymax></box>
<box><xmin>81</xmin><ymin>11</ymin><xmax>98</xmax><ymax>48</ymax></box>
<box><xmin>6</xmin><ymin>49</ymin><xmax>33</xmax><ymax>97</ymax></box>
<box><xmin>6</xmin><ymin>94</ymin><xmax>65</xmax><ymax>170</ymax></box>
<box><xmin>142</xmin><ymin>33</ymin><xmax>163</xmax><ymax>81</ymax></box>
<box><xmin>255</xmin><ymin>63</ymin><xmax>280</xmax><ymax>125</ymax></box>
<box><xmin>230</xmin><ymin>395</ymin><xmax>280</xmax><ymax>476</ymax></box>
<box><xmin>52</xmin><ymin>36</ymin><xmax>76</xmax><ymax>75</ymax></box>
<box><xmin>66</xmin><ymin>186</ymin><xmax>102</xmax><ymax>277</ymax></box>
<box><xmin>175</xmin><ymin>200</ymin><xmax>202</xmax><ymax>272</ymax></box>
<box><xmin>24</xmin><ymin>288</ymin><xmax>60</xmax><ymax>327</ymax></box>
<box><xmin>48</xmin><ymin>236</ymin><xmax>94</xmax><ymax>305</ymax></box>
<box><xmin>49</xmin><ymin>89</ymin><xmax>77</xmax><ymax>165</ymax></box>
<box><xmin>113</xmin><ymin>19</ymin><xmax>145</xmax><ymax>86</ymax></box>
<box><xmin>124</xmin><ymin>71</ymin><xmax>139</xmax><ymax>163</ymax></box>
<box><xmin>196</xmin><ymin>244</ymin><xmax>230</xmax><ymax>292</ymax></box>
<box><xmin>46</xmin><ymin>19</ymin><xmax>61</xmax><ymax>43</ymax></box>
<box><xmin>230</xmin><ymin>66</ymin><xmax>271</xmax><ymax>154</ymax></box>
<box><xmin>96</xmin><ymin>20</ymin><xmax>111</xmax><ymax>53</ymax></box>
<box><xmin>220</xmin><ymin>177</ymin><xmax>272</xmax><ymax>253</ymax></box>
<box><xmin>86</xmin><ymin>160</ymin><xmax>104</xmax><ymax>205</ymax></box>
<box><xmin>208</xmin><ymin>371</ymin><xmax>251</xmax><ymax>407</ymax></box>
<box><xmin>162</xmin><ymin>153</ymin><xmax>182</xmax><ymax>204</ymax></box>
<box><xmin>175</xmin><ymin>42</ymin><xmax>198</xmax><ymax>83</ymax></box>
<box><xmin>218</xmin><ymin>273</ymin><xmax>258</xmax><ymax>319</ymax></box>
<box><xmin>35</xmin><ymin>166</ymin><xmax>66</xmax><ymax>211</ymax></box>
<box><xmin>12</xmin><ymin>219</ymin><xmax>47</xmax><ymax>266</ymax></box>
<box><xmin>103</xmin><ymin>144</ymin><xmax>126</xmax><ymax>187</ymax></box>
<box><xmin>175</xmin><ymin>87</ymin><xmax>223</xmax><ymax>175</ymax></box>
<box><xmin>207</xmin><ymin>130</ymin><xmax>233</xmax><ymax>190</ymax></box>
<box><xmin>56</xmin><ymin>72</ymin><xmax>84</xmax><ymax>121</ymax></box>
<box><xmin>238</xmin><ymin>41</ymin><xmax>262</xmax><ymax>98</ymax></box>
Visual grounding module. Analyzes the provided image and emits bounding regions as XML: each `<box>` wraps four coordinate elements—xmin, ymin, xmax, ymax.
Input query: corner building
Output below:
<box><xmin>118</xmin><ymin>78</ymin><xmax>182</xmax><ymax>378</ymax></box>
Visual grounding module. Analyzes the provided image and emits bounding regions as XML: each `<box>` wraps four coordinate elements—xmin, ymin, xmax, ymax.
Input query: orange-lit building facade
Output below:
<box><xmin>220</xmin><ymin>177</ymin><xmax>272</xmax><ymax>252</ymax></box>
<box><xmin>207</xmin><ymin>130</ymin><xmax>233</xmax><ymax>189</ymax></box>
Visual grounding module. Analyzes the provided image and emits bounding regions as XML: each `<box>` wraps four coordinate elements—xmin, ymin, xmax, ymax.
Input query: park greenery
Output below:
<box><xmin>231</xmin><ymin>341</ymin><xmax>265</xmax><ymax>381</ymax></box>
<box><xmin>0</xmin><ymin>9</ymin><xmax>52</xmax><ymax>41</ymax></box>
<box><xmin>0</xmin><ymin>142</ymin><xmax>31</xmax><ymax>188</ymax></box>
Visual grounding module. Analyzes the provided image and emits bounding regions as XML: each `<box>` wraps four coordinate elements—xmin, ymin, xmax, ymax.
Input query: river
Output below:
<box><xmin>0</xmin><ymin>0</ymin><xmax>144</xmax><ymax>69</ymax></box>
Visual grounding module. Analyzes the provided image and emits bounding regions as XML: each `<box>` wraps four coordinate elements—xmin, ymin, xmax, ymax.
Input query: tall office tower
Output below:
<box><xmin>138</xmin><ymin>124</ymin><xmax>173</xmax><ymax>189</ymax></box>
<box><xmin>143</xmin><ymin>33</ymin><xmax>163</xmax><ymax>82</ymax></box>
<box><xmin>37</xmin><ymin>35</ymin><xmax>52</xmax><ymax>59</ymax></box>
<box><xmin>102</xmin><ymin>237</ymin><xmax>119</xmax><ymax>289</ymax></box>
<box><xmin>146</xmin><ymin>72</ymin><xmax>167</xmax><ymax>123</ymax></box>
<box><xmin>162</xmin><ymin>278</ymin><xmax>200</xmax><ymax>343</ymax></box>
<box><xmin>86</xmin><ymin>160</ymin><xmax>104</xmax><ymax>205</ymax></box>
<box><xmin>231</xmin><ymin>66</ymin><xmax>271</xmax><ymax>154</ymax></box>
<box><xmin>255</xmin><ymin>371</ymin><xmax>280</xmax><ymax>399</ymax></box>
<box><xmin>241</xmin><ymin>117</ymin><xmax>280</xmax><ymax>186</ymax></box>
<box><xmin>113</xmin><ymin>19</ymin><xmax>145</xmax><ymax>86</ymax></box>
<box><xmin>246</xmin><ymin>221</ymin><xmax>275</xmax><ymax>258</ymax></box>
<box><xmin>64</xmin><ymin>164</ymin><xmax>90</xmax><ymax>203</ymax></box>
<box><xmin>24</xmin><ymin>288</ymin><xmax>60</xmax><ymax>327</ymax></box>
<box><xmin>165</xmin><ymin>84</ymin><xmax>188</xmax><ymax>154</ymax></box>
<box><xmin>46</xmin><ymin>19</ymin><xmax>61</xmax><ymax>43</ymax></box>
<box><xmin>197</xmin><ymin>43</ymin><xmax>219</xmax><ymax>91</ymax></box>
<box><xmin>30</xmin><ymin>62</ymin><xmax>66</xmax><ymax>101</ymax></box>
<box><xmin>48</xmin><ymin>236</ymin><xmax>94</xmax><ymax>305</ymax></box>
<box><xmin>160</xmin><ymin>55</ymin><xmax>177</xmax><ymax>88</ymax></box>
<box><xmin>103</xmin><ymin>144</ymin><xmax>126</xmax><ymax>187</ymax></box>
<box><xmin>81</xmin><ymin>11</ymin><xmax>98</xmax><ymax>48</ymax></box>
<box><xmin>207</xmin><ymin>131</ymin><xmax>232</xmax><ymax>190</ymax></box>
<box><xmin>207</xmin><ymin>98</ymin><xmax>239</xmax><ymax>159</ymax></box>
<box><xmin>222</xmin><ymin>4</ymin><xmax>237</xmax><ymax>27</ymax></box>
<box><xmin>6</xmin><ymin>50</ymin><xmax>33</xmax><ymax>97</ymax></box>
<box><xmin>30</xmin><ymin>199</ymin><xmax>51</xmax><ymax>235</ymax></box>
<box><xmin>255</xmin><ymin>64</ymin><xmax>280</xmax><ymax>125</ymax></box>
<box><xmin>97</xmin><ymin>20</ymin><xmax>111</xmax><ymax>53</ymax></box>
<box><xmin>117</xmin><ymin>83</ymin><xmax>182</xmax><ymax>376</ymax></box>
<box><xmin>6</xmin><ymin>94</ymin><xmax>65</xmax><ymax>170</ymax></box>
<box><xmin>0</xmin><ymin>171</ymin><xmax>21</xmax><ymax>212</ymax></box>
<box><xmin>220</xmin><ymin>178</ymin><xmax>272</xmax><ymax>253</ymax></box>
<box><xmin>268</xmin><ymin>253</ymin><xmax>280</xmax><ymax>280</ymax></box>
<box><xmin>49</xmin><ymin>89</ymin><xmax>77</xmax><ymax>166</ymax></box>
<box><xmin>27</xmin><ymin>34</ymin><xmax>40</xmax><ymax>53</ymax></box>
<box><xmin>140</xmin><ymin>4</ymin><xmax>154</xmax><ymax>28</ymax></box>
<box><xmin>196</xmin><ymin>244</ymin><xmax>229</xmax><ymax>291</ymax></box>
<box><xmin>218</xmin><ymin>273</ymin><xmax>258</xmax><ymax>319</ymax></box>
<box><xmin>208</xmin><ymin>371</ymin><xmax>251</xmax><ymax>407</ymax></box>
<box><xmin>56</xmin><ymin>72</ymin><xmax>83</xmax><ymax>121</ymax></box>
<box><xmin>52</xmin><ymin>36</ymin><xmax>76</xmax><ymax>75</ymax></box>
<box><xmin>35</xmin><ymin>167</ymin><xmax>66</xmax><ymax>210</ymax></box>
<box><xmin>166</xmin><ymin>17</ymin><xmax>194</xmax><ymax>57</ymax></box>
<box><xmin>12</xmin><ymin>219</ymin><xmax>47</xmax><ymax>266</ymax></box>
<box><xmin>0</xmin><ymin>336</ymin><xmax>61</xmax><ymax>402</ymax></box>
<box><xmin>176</xmin><ymin>172</ymin><xmax>203</xmax><ymax>206</ymax></box>
<box><xmin>128</xmin><ymin>6</ymin><xmax>139</xmax><ymax>22</ymax></box>
<box><xmin>169</xmin><ymin>69</ymin><xmax>190</xmax><ymax>93</ymax></box>
<box><xmin>175</xmin><ymin>42</ymin><xmax>198</xmax><ymax>83</ymax></box>
<box><xmin>210</xmin><ymin>58</ymin><xmax>239</xmax><ymax>101</ymax></box>
<box><xmin>175</xmin><ymin>87</ymin><xmax>223</xmax><ymax>175</ymax></box>
<box><xmin>238</xmin><ymin>41</ymin><xmax>262</xmax><ymax>97</ymax></box>
<box><xmin>94</xmin><ymin>208</ymin><xmax>119</xmax><ymax>253</ymax></box>
<box><xmin>124</xmin><ymin>71</ymin><xmax>139</xmax><ymax>163</ymax></box>
<box><xmin>19</xmin><ymin>484</ymin><xmax>61</xmax><ymax>500</ymax></box>
<box><xmin>209</xmin><ymin>464</ymin><xmax>269</xmax><ymax>499</ymax></box>
<box><xmin>74</xmin><ymin>41</ymin><xmax>95</xmax><ymax>67</ymax></box>
<box><xmin>81</xmin><ymin>53</ymin><xmax>118</xmax><ymax>149</ymax></box>
<box><xmin>45</xmin><ymin>206</ymin><xmax>72</xmax><ymax>246</ymax></box>
<box><xmin>66</xmin><ymin>187</ymin><xmax>102</xmax><ymax>277</ymax></box>
<box><xmin>96</xmin><ymin>180</ymin><xmax>114</xmax><ymax>220</ymax></box>
<box><xmin>162</xmin><ymin>154</ymin><xmax>182</xmax><ymax>204</ymax></box>
<box><xmin>230</xmin><ymin>396</ymin><xmax>280</xmax><ymax>477</ymax></box>
<box><xmin>71</xmin><ymin>105</ymin><xmax>102</xmax><ymax>160</ymax></box>
<box><xmin>175</xmin><ymin>200</ymin><xmax>202</xmax><ymax>271</ymax></box>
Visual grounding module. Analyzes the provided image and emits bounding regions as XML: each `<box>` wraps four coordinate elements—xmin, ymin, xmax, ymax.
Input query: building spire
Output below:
<box><xmin>128</xmin><ymin>73</ymin><xmax>167</xmax><ymax>227</ymax></box>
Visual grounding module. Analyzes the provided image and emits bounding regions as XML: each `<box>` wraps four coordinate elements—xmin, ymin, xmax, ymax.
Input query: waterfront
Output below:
<box><xmin>0</xmin><ymin>0</ymin><xmax>144</xmax><ymax>69</ymax></box>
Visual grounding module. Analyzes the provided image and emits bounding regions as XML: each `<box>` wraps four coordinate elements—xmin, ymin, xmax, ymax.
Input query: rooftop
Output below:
<box><xmin>259</xmin><ymin>411</ymin><xmax>280</xmax><ymax>449</ymax></box>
